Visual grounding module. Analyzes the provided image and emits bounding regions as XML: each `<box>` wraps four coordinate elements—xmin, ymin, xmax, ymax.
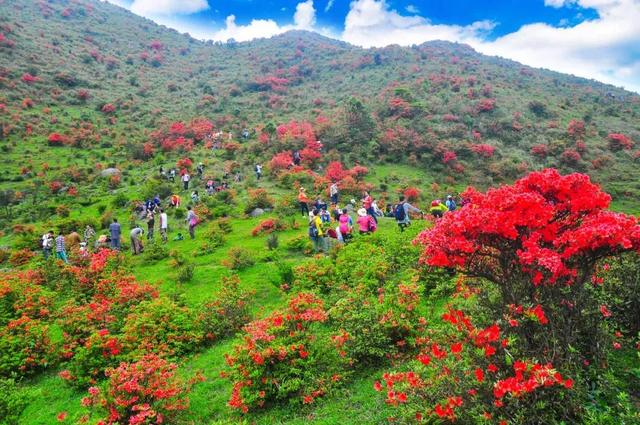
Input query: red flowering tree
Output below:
<box><xmin>415</xmin><ymin>169</ymin><xmax>640</xmax><ymax>365</ymax></box>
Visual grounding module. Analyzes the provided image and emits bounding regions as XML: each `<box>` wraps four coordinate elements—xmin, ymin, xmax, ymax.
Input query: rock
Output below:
<box><xmin>100</xmin><ymin>168</ymin><xmax>121</xmax><ymax>177</ymax></box>
<box><xmin>249</xmin><ymin>208</ymin><xmax>265</xmax><ymax>217</ymax></box>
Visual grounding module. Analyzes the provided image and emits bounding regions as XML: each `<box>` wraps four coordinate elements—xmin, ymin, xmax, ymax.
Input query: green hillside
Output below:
<box><xmin>0</xmin><ymin>1</ymin><xmax>639</xmax><ymax>425</ymax></box>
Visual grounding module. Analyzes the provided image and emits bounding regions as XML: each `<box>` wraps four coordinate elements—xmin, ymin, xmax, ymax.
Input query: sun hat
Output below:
<box><xmin>447</xmin><ymin>194</ymin><xmax>453</xmax><ymax>199</ymax></box>
<box><xmin>357</xmin><ymin>208</ymin><xmax>367</xmax><ymax>217</ymax></box>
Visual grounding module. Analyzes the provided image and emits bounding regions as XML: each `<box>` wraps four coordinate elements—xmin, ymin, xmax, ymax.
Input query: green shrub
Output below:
<box><xmin>199</xmin><ymin>275</ymin><xmax>252</xmax><ymax>343</ymax></box>
<box><xmin>0</xmin><ymin>378</ymin><xmax>31</xmax><ymax>425</ymax></box>
<box><xmin>143</xmin><ymin>239</ymin><xmax>169</xmax><ymax>262</ymax></box>
<box><xmin>266</xmin><ymin>233</ymin><xmax>279</xmax><ymax>250</ymax></box>
<box><xmin>222</xmin><ymin>247</ymin><xmax>255</xmax><ymax>271</ymax></box>
<box><xmin>285</xmin><ymin>234</ymin><xmax>312</xmax><ymax>254</ymax></box>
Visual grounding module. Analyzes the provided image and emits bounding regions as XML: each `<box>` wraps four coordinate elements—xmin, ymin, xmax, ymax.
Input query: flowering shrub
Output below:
<box><xmin>476</xmin><ymin>98</ymin><xmax>496</xmax><ymax>112</ymax></box>
<box><xmin>403</xmin><ymin>187</ymin><xmax>421</xmax><ymax>202</ymax></box>
<box><xmin>415</xmin><ymin>169</ymin><xmax>640</xmax><ymax>367</ymax></box>
<box><xmin>251</xmin><ymin>218</ymin><xmax>287</xmax><ymax>236</ymax></box>
<box><xmin>222</xmin><ymin>247</ymin><xmax>255</xmax><ymax>271</ymax></box>
<box><xmin>442</xmin><ymin>150</ymin><xmax>457</xmax><ymax>164</ymax></box>
<box><xmin>567</xmin><ymin>119</ymin><xmax>585</xmax><ymax>139</ymax></box>
<box><xmin>100</xmin><ymin>103</ymin><xmax>116</xmax><ymax>114</ymax></box>
<box><xmin>176</xmin><ymin>157</ymin><xmax>192</xmax><ymax>170</ymax></box>
<box><xmin>375</xmin><ymin>307</ymin><xmax>574</xmax><ymax>423</ymax></box>
<box><xmin>269</xmin><ymin>151</ymin><xmax>293</xmax><ymax>173</ymax></box>
<box><xmin>560</xmin><ymin>148</ymin><xmax>581</xmax><ymax>165</ymax></box>
<box><xmin>470</xmin><ymin>143</ymin><xmax>495</xmax><ymax>158</ymax></box>
<box><xmin>608</xmin><ymin>133</ymin><xmax>634</xmax><ymax>151</ymax></box>
<box><xmin>82</xmin><ymin>354</ymin><xmax>200</xmax><ymax>425</ymax></box>
<box><xmin>48</xmin><ymin>132</ymin><xmax>66</xmax><ymax>146</ymax></box>
<box><xmin>245</xmin><ymin>188</ymin><xmax>274</xmax><ymax>213</ymax></box>
<box><xmin>225</xmin><ymin>293</ymin><xmax>346</xmax><ymax>412</ymax></box>
<box><xmin>531</xmin><ymin>144</ymin><xmax>549</xmax><ymax>158</ymax></box>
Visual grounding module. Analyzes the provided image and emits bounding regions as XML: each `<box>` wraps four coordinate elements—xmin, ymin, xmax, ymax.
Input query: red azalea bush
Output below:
<box><xmin>176</xmin><ymin>157</ymin><xmax>192</xmax><ymax>170</ymax></box>
<box><xmin>531</xmin><ymin>144</ymin><xmax>548</xmax><ymax>158</ymax></box>
<box><xmin>269</xmin><ymin>151</ymin><xmax>293</xmax><ymax>174</ymax></box>
<box><xmin>403</xmin><ymin>187</ymin><xmax>421</xmax><ymax>202</ymax></box>
<box><xmin>225</xmin><ymin>293</ymin><xmax>346</xmax><ymax>412</ymax></box>
<box><xmin>470</xmin><ymin>143</ymin><xmax>495</xmax><ymax>158</ymax></box>
<box><xmin>48</xmin><ymin>132</ymin><xmax>66</xmax><ymax>146</ymax></box>
<box><xmin>567</xmin><ymin>119</ymin><xmax>585</xmax><ymax>139</ymax></box>
<box><xmin>82</xmin><ymin>354</ymin><xmax>200</xmax><ymax>425</ymax></box>
<box><xmin>375</xmin><ymin>306</ymin><xmax>574</xmax><ymax>423</ymax></box>
<box><xmin>415</xmin><ymin>169</ymin><xmax>640</xmax><ymax>368</ymax></box>
<box><xmin>101</xmin><ymin>103</ymin><xmax>116</xmax><ymax>114</ymax></box>
<box><xmin>560</xmin><ymin>148</ymin><xmax>581</xmax><ymax>165</ymax></box>
<box><xmin>608</xmin><ymin>133</ymin><xmax>634</xmax><ymax>151</ymax></box>
<box><xmin>476</xmin><ymin>98</ymin><xmax>496</xmax><ymax>112</ymax></box>
<box><xmin>251</xmin><ymin>218</ymin><xmax>287</xmax><ymax>236</ymax></box>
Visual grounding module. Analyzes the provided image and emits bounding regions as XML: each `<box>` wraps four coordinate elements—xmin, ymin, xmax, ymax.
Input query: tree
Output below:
<box><xmin>343</xmin><ymin>97</ymin><xmax>375</xmax><ymax>149</ymax></box>
<box><xmin>415</xmin><ymin>169</ymin><xmax>640</xmax><ymax>366</ymax></box>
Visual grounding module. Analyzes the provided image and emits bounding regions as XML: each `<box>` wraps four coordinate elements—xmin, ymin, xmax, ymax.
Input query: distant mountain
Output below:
<box><xmin>1</xmin><ymin>0</ymin><xmax>639</xmax><ymax>204</ymax></box>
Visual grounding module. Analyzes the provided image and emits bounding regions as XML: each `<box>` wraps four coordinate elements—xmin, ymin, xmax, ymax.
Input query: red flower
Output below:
<box><xmin>599</xmin><ymin>304</ymin><xmax>612</xmax><ymax>318</ymax></box>
<box><xmin>374</xmin><ymin>381</ymin><xmax>382</xmax><ymax>391</ymax></box>
<box><xmin>474</xmin><ymin>368</ymin><xmax>484</xmax><ymax>383</ymax></box>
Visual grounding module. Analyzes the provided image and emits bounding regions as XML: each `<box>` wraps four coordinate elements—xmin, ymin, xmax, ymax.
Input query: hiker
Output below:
<box><xmin>314</xmin><ymin>197</ymin><xmax>327</xmax><ymax>212</ymax></box>
<box><xmin>146</xmin><ymin>210</ymin><xmax>155</xmax><ymax>240</ymax></box>
<box><xmin>255</xmin><ymin>164</ymin><xmax>262</xmax><ymax>180</ymax></box>
<box><xmin>330</xmin><ymin>182</ymin><xmax>339</xmax><ymax>204</ymax></box>
<box><xmin>429</xmin><ymin>200</ymin><xmax>448</xmax><ymax>218</ymax></box>
<box><xmin>242</xmin><ymin>128</ymin><xmax>249</xmax><ymax>139</ymax></box>
<box><xmin>445</xmin><ymin>195</ymin><xmax>457</xmax><ymax>212</ymax></box>
<box><xmin>170</xmin><ymin>194</ymin><xmax>181</xmax><ymax>208</ymax></box>
<box><xmin>362</xmin><ymin>191</ymin><xmax>377</xmax><ymax>224</ymax></box>
<box><xmin>191</xmin><ymin>190</ymin><xmax>199</xmax><ymax>203</ymax></box>
<box><xmin>169</xmin><ymin>168</ymin><xmax>176</xmax><ymax>182</ymax></box>
<box><xmin>109</xmin><ymin>218</ymin><xmax>121</xmax><ymax>250</ymax></box>
<box><xmin>42</xmin><ymin>230</ymin><xmax>54</xmax><ymax>259</ymax></box>
<box><xmin>55</xmin><ymin>231</ymin><xmax>68</xmax><ymax>263</ymax></box>
<box><xmin>338</xmin><ymin>209</ymin><xmax>353</xmax><ymax>243</ymax></box>
<box><xmin>145</xmin><ymin>198</ymin><xmax>154</xmax><ymax>212</ymax></box>
<box><xmin>394</xmin><ymin>195</ymin><xmax>423</xmax><ymax>232</ymax></box>
<box><xmin>153</xmin><ymin>194</ymin><xmax>161</xmax><ymax>207</ymax></box>
<box><xmin>186</xmin><ymin>206</ymin><xmax>198</xmax><ymax>239</ymax></box>
<box><xmin>196</xmin><ymin>163</ymin><xmax>204</xmax><ymax>178</ymax></box>
<box><xmin>130</xmin><ymin>225</ymin><xmax>144</xmax><ymax>255</ymax></box>
<box><xmin>83</xmin><ymin>225</ymin><xmax>96</xmax><ymax>248</ymax></box>
<box><xmin>182</xmin><ymin>172</ymin><xmax>190</xmax><ymax>190</ymax></box>
<box><xmin>372</xmin><ymin>199</ymin><xmax>383</xmax><ymax>218</ymax></box>
<box><xmin>206</xmin><ymin>180</ymin><xmax>214</xmax><ymax>195</ymax></box>
<box><xmin>320</xmin><ymin>207</ymin><xmax>332</xmax><ymax>224</ymax></box>
<box><xmin>357</xmin><ymin>207</ymin><xmax>377</xmax><ymax>235</ymax></box>
<box><xmin>159</xmin><ymin>208</ymin><xmax>168</xmax><ymax>243</ymax></box>
<box><xmin>292</xmin><ymin>150</ymin><xmax>301</xmax><ymax>166</ymax></box>
<box><xmin>308</xmin><ymin>209</ymin><xmax>326</xmax><ymax>253</ymax></box>
<box><xmin>298</xmin><ymin>187</ymin><xmax>310</xmax><ymax>217</ymax></box>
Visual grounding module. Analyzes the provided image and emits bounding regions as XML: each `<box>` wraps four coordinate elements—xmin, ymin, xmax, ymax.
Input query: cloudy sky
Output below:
<box><xmin>105</xmin><ymin>0</ymin><xmax>640</xmax><ymax>93</ymax></box>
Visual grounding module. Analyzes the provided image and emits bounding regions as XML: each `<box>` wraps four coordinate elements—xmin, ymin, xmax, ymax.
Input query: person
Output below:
<box><xmin>356</xmin><ymin>208</ymin><xmax>376</xmax><ymax>235</ymax></box>
<box><xmin>372</xmin><ymin>199</ymin><xmax>383</xmax><ymax>218</ymax></box>
<box><xmin>445</xmin><ymin>195</ymin><xmax>457</xmax><ymax>212</ymax></box>
<box><xmin>330</xmin><ymin>182</ymin><xmax>339</xmax><ymax>204</ymax></box>
<box><xmin>186</xmin><ymin>206</ymin><xmax>198</xmax><ymax>239</ymax></box>
<box><xmin>362</xmin><ymin>191</ymin><xmax>377</xmax><ymax>224</ymax></box>
<box><xmin>314</xmin><ymin>197</ymin><xmax>327</xmax><ymax>212</ymax></box>
<box><xmin>130</xmin><ymin>225</ymin><xmax>144</xmax><ymax>255</ymax></box>
<box><xmin>83</xmin><ymin>225</ymin><xmax>96</xmax><ymax>247</ymax></box>
<box><xmin>42</xmin><ymin>230</ymin><xmax>54</xmax><ymax>259</ymax></box>
<box><xmin>146</xmin><ymin>210</ymin><xmax>155</xmax><ymax>240</ymax></box>
<box><xmin>169</xmin><ymin>168</ymin><xmax>176</xmax><ymax>182</ymax></box>
<box><xmin>55</xmin><ymin>231</ymin><xmax>68</xmax><ymax>263</ymax></box>
<box><xmin>255</xmin><ymin>164</ymin><xmax>262</xmax><ymax>180</ymax></box>
<box><xmin>191</xmin><ymin>190</ymin><xmax>199</xmax><ymax>203</ymax></box>
<box><xmin>153</xmin><ymin>194</ymin><xmax>161</xmax><ymax>207</ymax></box>
<box><xmin>206</xmin><ymin>180</ymin><xmax>214</xmax><ymax>195</ymax></box>
<box><xmin>159</xmin><ymin>209</ymin><xmax>168</xmax><ymax>243</ymax></box>
<box><xmin>298</xmin><ymin>187</ymin><xmax>310</xmax><ymax>217</ymax></box>
<box><xmin>182</xmin><ymin>172</ymin><xmax>190</xmax><ymax>190</ymax></box>
<box><xmin>394</xmin><ymin>195</ymin><xmax>423</xmax><ymax>232</ymax></box>
<box><xmin>109</xmin><ymin>218</ymin><xmax>121</xmax><ymax>250</ymax></box>
<box><xmin>308</xmin><ymin>209</ymin><xmax>326</xmax><ymax>253</ymax></box>
<box><xmin>338</xmin><ymin>209</ymin><xmax>353</xmax><ymax>243</ymax></box>
<box><xmin>196</xmin><ymin>163</ymin><xmax>204</xmax><ymax>178</ymax></box>
<box><xmin>242</xmin><ymin>128</ymin><xmax>249</xmax><ymax>139</ymax></box>
<box><xmin>170</xmin><ymin>194</ymin><xmax>181</xmax><ymax>208</ymax></box>
<box><xmin>320</xmin><ymin>207</ymin><xmax>332</xmax><ymax>224</ymax></box>
<box><xmin>95</xmin><ymin>234</ymin><xmax>109</xmax><ymax>250</ymax></box>
<box><xmin>429</xmin><ymin>200</ymin><xmax>448</xmax><ymax>218</ymax></box>
<box><xmin>145</xmin><ymin>198</ymin><xmax>154</xmax><ymax>212</ymax></box>
<box><xmin>292</xmin><ymin>150</ymin><xmax>301</xmax><ymax>166</ymax></box>
<box><xmin>173</xmin><ymin>232</ymin><xmax>184</xmax><ymax>241</ymax></box>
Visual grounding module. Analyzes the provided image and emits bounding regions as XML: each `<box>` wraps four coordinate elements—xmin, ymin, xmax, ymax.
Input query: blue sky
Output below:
<box><xmin>106</xmin><ymin>0</ymin><xmax>640</xmax><ymax>93</ymax></box>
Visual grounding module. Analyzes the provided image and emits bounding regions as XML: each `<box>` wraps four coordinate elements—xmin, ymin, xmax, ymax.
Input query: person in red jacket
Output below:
<box><xmin>298</xmin><ymin>187</ymin><xmax>310</xmax><ymax>217</ymax></box>
<box><xmin>362</xmin><ymin>191</ymin><xmax>377</xmax><ymax>224</ymax></box>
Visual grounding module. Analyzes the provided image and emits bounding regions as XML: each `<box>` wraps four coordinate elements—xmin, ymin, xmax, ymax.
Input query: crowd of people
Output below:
<box><xmin>299</xmin><ymin>184</ymin><xmax>463</xmax><ymax>253</ymax></box>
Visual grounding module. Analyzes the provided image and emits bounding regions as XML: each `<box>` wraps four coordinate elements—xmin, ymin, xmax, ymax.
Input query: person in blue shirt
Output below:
<box><xmin>445</xmin><ymin>195</ymin><xmax>457</xmax><ymax>212</ymax></box>
<box><xmin>109</xmin><ymin>218</ymin><xmax>121</xmax><ymax>250</ymax></box>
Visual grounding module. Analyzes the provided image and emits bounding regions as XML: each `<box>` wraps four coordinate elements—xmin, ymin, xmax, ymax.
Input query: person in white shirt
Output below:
<box><xmin>182</xmin><ymin>172</ymin><xmax>190</xmax><ymax>190</ymax></box>
<box><xmin>159</xmin><ymin>209</ymin><xmax>168</xmax><ymax>243</ymax></box>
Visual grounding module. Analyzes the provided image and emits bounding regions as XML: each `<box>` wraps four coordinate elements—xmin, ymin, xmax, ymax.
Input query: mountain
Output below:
<box><xmin>1</xmin><ymin>0</ymin><xmax>640</xmax><ymax>217</ymax></box>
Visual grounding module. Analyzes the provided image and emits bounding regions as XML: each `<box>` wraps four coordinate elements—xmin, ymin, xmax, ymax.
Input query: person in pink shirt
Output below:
<box><xmin>356</xmin><ymin>208</ymin><xmax>377</xmax><ymax>235</ymax></box>
<box><xmin>362</xmin><ymin>191</ymin><xmax>377</xmax><ymax>224</ymax></box>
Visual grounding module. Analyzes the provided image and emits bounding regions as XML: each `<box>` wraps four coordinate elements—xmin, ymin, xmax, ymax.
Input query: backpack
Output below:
<box><xmin>308</xmin><ymin>220</ymin><xmax>319</xmax><ymax>237</ymax></box>
<box><xmin>394</xmin><ymin>203</ymin><xmax>406</xmax><ymax>221</ymax></box>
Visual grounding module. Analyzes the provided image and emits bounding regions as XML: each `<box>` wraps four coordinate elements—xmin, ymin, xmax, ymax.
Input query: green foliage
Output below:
<box><xmin>199</xmin><ymin>275</ymin><xmax>252</xmax><ymax>343</ymax></box>
<box><xmin>143</xmin><ymin>239</ymin><xmax>168</xmax><ymax>262</ymax></box>
<box><xmin>222</xmin><ymin>247</ymin><xmax>256</xmax><ymax>271</ymax></box>
<box><xmin>0</xmin><ymin>378</ymin><xmax>31</xmax><ymax>425</ymax></box>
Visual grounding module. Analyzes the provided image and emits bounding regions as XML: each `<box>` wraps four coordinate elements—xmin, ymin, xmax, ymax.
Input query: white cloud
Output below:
<box><xmin>294</xmin><ymin>0</ymin><xmax>316</xmax><ymax>29</ymax></box>
<box><xmin>130</xmin><ymin>0</ymin><xmax>209</xmax><ymax>16</ymax></box>
<box><xmin>211</xmin><ymin>0</ymin><xmax>324</xmax><ymax>42</ymax></box>
<box><xmin>544</xmin><ymin>0</ymin><xmax>575</xmax><ymax>7</ymax></box>
<box><xmin>325</xmin><ymin>0</ymin><xmax>335</xmax><ymax>12</ymax></box>
<box><xmin>405</xmin><ymin>4</ymin><xmax>419</xmax><ymax>14</ymax></box>
<box><xmin>342</xmin><ymin>0</ymin><xmax>494</xmax><ymax>47</ymax></box>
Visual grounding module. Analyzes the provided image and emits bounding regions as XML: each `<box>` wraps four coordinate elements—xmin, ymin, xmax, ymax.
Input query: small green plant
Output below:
<box><xmin>144</xmin><ymin>239</ymin><xmax>169</xmax><ymax>262</ymax></box>
<box><xmin>0</xmin><ymin>378</ymin><xmax>31</xmax><ymax>425</ymax></box>
<box><xmin>266</xmin><ymin>233</ymin><xmax>279</xmax><ymax>250</ymax></box>
<box><xmin>222</xmin><ymin>247</ymin><xmax>255</xmax><ymax>271</ymax></box>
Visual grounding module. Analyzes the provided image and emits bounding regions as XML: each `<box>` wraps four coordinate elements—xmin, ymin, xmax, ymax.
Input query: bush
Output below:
<box><xmin>251</xmin><ymin>218</ymin><xmax>286</xmax><ymax>236</ymax></box>
<box><xmin>285</xmin><ymin>234</ymin><xmax>312</xmax><ymax>254</ymax></box>
<box><xmin>111</xmin><ymin>192</ymin><xmax>128</xmax><ymax>208</ymax></box>
<box><xmin>144</xmin><ymin>239</ymin><xmax>169</xmax><ymax>262</ymax></box>
<box><xmin>121</xmin><ymin>298</ymin><xmax>202</xmax><ymax>359</ymax></box>
<box><xmin>266</xmin><ymin>234</ymin><xmax>279</xmax><ymax>250</ymax></box>
<box><xmin>0</xmin><ymin>378</ymin><xmax>30</xmax><ymax>425</ymax></box>
<box><xmin>199</xmin><ymin>275</ymin><xmax>252</xmax><ymax>342</ymax></box>
<box><xmin>225</xmin><ymin>293</ymin><xmax>347</xmax><ymax>412</ymax></box>
<box><xmin>222</xmin><ymin>247</ymin><xmax>255</xmax><ymax>271</ymax></box>
<box><xmin>82</xmin><ymin>354</ymin><xmax>201</xmax><ymax>425</ymax></box>
<box><xmin>244</xmin><ymin>188</ymin><xmax>274</xmax><ymax>213</ymax></box>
